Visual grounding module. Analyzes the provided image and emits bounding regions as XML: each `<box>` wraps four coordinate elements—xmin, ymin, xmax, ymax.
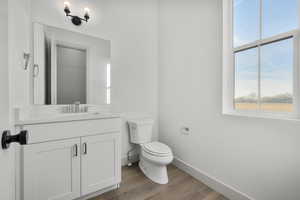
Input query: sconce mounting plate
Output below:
<box><xmin>71</xmin><ymin>16</ymin><xmax>82</xmax><ymax>26</ymax></box>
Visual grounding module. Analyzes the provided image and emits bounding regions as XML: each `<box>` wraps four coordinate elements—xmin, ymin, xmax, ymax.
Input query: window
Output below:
<box><xmin>223</xmin><ymin>0</ymin><xmax>299</xmax><ymax>117</ymax></box>
<box><xmin>106</xmin><ymin>63</ymin><xmax>111</xmax><ymax>104</ymax></box>
<box><xmin>235</xmin><ymin>47</ymin><xmax>259</xmax><ymax>110</ymax></box>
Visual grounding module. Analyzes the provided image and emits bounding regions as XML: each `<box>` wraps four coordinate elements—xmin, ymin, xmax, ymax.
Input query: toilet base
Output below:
<box><xmin>139</xmin><ymin>157</ymin><xmax>169</xmax><ymax>184</ymax></box>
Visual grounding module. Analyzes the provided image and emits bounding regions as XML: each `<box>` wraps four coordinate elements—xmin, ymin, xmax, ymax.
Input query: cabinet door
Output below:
<box><xmin>81</xmin><ymin>133</ymin><xmax>121</xmax><ymax>195</ymax></box>
<box><xmin>23</xmin><ymin>138</ymin><xmax>81</xmax><ymax>200</ymax></box>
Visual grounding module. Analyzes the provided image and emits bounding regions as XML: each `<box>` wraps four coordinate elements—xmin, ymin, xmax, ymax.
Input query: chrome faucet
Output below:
<box><xmin>62</xmin><ymin>102</ymin><xmax>89</xmax><ymax>113</ymax></box>
<box><xmin>74</xmin><ymin>101</ymin><xmax>80</xmax><ymax>113</ymax></box>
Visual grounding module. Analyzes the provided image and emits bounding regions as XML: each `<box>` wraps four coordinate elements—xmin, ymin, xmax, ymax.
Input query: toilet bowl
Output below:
<box><xmin>128</xmin><ymin>119</ymin><xmax>173</xmax><ymax>184</ymax></box>
<box><xmin>139</xmin><ymin>142</ymin><xmax>173</xmax><ymax>184</ymax></box>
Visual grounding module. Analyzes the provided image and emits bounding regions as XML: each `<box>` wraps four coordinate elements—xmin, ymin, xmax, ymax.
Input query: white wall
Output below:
<box><xmin>159</xmin><ymin>0</ymin><xmax>300</xmax><ymax>200</ymax></box>
<box><xmin>31</xmin><ymin>0</ymin><xmax>159</xmax><ymax>160</ymax></box>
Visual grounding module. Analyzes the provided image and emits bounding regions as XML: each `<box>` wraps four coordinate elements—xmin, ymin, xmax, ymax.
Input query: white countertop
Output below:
<box><xmin>15</xmin><ymin>112</ymin><xmax>121</xmax><ymax>126</ymax></box>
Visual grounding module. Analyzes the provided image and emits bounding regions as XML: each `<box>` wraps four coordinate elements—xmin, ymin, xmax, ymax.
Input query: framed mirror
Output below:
<box><xmin>33</xmin><ymin>23</ymin><xmax>111</xmax><ymax>105</ymax></box>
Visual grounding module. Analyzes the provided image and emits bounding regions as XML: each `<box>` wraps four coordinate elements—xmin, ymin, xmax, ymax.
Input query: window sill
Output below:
<box><xmin>222</xmin><ymin>110</ymin><xmax>300</xmax><ymax>122</ymax></box>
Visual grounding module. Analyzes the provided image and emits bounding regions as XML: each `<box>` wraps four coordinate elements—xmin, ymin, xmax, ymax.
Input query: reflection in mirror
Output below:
<box><xmin>33</xmin><ymin>23</ymin><xmax>111</xmax><ymax>105</ymax></box>
<box><xmin>57</xmin><ymin>45</ymin><xmax>87</xmax><ymax>104</ymax></box>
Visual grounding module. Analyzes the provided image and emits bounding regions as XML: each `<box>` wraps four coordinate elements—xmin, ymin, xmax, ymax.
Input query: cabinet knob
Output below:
<box><xmin>73</xmin><ymin>144</ymin><xmax>78</xmax><ymax>157</ymax></box>
<box><xmin>2</xmin><ymin>130</ymin><xmax>28</xmax><ymax>149</ymax></box>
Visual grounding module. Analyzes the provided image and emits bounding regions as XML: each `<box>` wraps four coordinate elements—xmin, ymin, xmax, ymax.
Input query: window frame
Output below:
<box><xmin>222</xmin><ymin>0</ymin><xmax>300</xmax><ymax>119</ymax></box>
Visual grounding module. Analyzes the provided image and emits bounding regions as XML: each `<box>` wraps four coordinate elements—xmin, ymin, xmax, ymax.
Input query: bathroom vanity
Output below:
<box><xmin>15</xmin><ymin>108</ymin><xmax>121</xmax><ymax>200</ymax></box>
<box><xmin>12</xmin><ymin>20</ymin><xmax>121</xmax><ymax>200</ymax></box>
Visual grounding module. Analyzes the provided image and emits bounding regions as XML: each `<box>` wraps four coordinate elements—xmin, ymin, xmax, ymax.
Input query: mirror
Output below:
<box><xmin>33</xmin><ymin>23</ymin><xmax>111</xmax><ymax>105</ymax></box>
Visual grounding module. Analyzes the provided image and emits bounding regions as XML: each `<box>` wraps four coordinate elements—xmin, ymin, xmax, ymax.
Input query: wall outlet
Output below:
<box><xmin>180</xmin><ymin>126</ymin><xmax>190</xmax><ymax>135</ymax></box>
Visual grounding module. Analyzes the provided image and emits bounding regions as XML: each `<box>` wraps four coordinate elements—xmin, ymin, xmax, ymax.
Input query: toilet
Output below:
<box><xmin>128</xmin><ymin>118</ymin><xmax>173</xmax><ymax>184</ymax></box>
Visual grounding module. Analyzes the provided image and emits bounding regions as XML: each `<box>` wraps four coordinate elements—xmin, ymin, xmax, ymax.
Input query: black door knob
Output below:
<box><xmin>1</xmin><ymin>130</ymin><xmax>28</xmax><ymax>149</ymax></box>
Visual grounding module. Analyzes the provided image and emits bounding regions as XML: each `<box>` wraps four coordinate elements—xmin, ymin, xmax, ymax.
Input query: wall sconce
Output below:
<box><xmin>64</xmin><ymin>2</ymin><xmax>90</xmax><ymax>26</ymax></box>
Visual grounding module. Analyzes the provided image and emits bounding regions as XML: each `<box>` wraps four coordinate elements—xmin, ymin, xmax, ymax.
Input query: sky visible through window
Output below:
<box><xmin>234</xmin><ymin>0</ymin><xmax>298</xmax><ymax>105</ymax></box>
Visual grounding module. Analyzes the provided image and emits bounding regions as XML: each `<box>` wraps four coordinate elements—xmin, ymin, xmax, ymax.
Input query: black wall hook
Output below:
<box><xmin>2</xmin><ymin>130</ymin><xmax>28</xmax><ymax>149</ymax></box>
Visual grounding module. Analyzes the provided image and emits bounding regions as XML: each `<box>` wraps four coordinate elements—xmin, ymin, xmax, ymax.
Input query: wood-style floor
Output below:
<box><xmin>89</xmin><ymin>163</ymin><xmax>229</xmax><ymax>200</ymax></box>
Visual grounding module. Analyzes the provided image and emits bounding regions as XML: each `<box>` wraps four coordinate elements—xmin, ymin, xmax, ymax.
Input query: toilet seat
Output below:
<box><xmin>142</xmin><ymin>142</ymin><xmax>172</xmax><ymax>157</ymax></box>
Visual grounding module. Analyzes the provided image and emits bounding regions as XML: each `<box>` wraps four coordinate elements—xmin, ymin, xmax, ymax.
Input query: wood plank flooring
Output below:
<box><xmin>89</xmin><ymin>163</ymin><xmax>229</xmax><ymax>200</ymax></box>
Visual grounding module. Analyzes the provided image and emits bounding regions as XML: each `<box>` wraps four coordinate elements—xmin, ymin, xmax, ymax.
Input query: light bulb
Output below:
<box><xmin>84</xmin><ymin>7</ymin><xmax>90</xmax><ymax>15</ymax></box>
<box><xmin>64</xmin><ymin>1</ymin><xmax>70</xmax><ymax>8</ymax></box>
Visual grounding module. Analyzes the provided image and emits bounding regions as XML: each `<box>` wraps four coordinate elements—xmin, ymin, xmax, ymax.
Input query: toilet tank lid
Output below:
<box><xmin>128</xmin><ymin>118</ymin><xmax>154</xmax><ymax>125</ymax></box>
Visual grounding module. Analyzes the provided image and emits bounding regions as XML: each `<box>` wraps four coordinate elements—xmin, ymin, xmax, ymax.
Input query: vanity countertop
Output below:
<box><xmin>15</xmin><ymin>112</ymin><xmax>121</xmax><ymax>126</ymax></box>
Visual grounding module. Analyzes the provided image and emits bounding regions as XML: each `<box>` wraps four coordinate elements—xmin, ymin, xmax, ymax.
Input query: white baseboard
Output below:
<box><xmin>173</xmin><ymin>157</ymin><xmax>255</xmax><ymax>200</ymax></box>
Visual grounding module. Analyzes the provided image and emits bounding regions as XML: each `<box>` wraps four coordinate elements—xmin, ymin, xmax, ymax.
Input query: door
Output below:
<box><xmin>0</xmin><ymin>0</ymin><xmax>14</xmax><ymax>199</ymax></box>
<box><xmin>23</xmin><ymin>138</ymin><xmax>81</xmax><ymax>200</ymax></box>
<box><xmin>81</xmin><ymin>133</ymin><xmax>121</xmax><ymax>195</ymax></box>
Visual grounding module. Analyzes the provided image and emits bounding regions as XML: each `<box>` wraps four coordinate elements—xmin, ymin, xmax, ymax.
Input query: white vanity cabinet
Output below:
<box><xmin>19</xmin><ymin>117</ymin><xmax>121</xmax><ymax>200</ymax></box>
<box><xmin>23</xmin><ymin>138</ymin><xmax>81</xmax><ymax>200</ymax></box>
<box><xmin>81</xmin><ymin>133</ymin><xmax>121</xmax><ymax>196</ymax></box>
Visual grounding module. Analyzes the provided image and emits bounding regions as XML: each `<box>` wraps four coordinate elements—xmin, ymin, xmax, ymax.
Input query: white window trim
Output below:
<box><xmin>222</xmin><ymin>0</ymin><xmax>300</xmax><ymax>120</ymax></box>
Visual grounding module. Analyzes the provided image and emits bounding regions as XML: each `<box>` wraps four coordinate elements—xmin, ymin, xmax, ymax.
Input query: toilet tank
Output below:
<box><xmin>128</xmin><ymin>118</ymin><xmax>154</xmax><ymax>144</ymax></box>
